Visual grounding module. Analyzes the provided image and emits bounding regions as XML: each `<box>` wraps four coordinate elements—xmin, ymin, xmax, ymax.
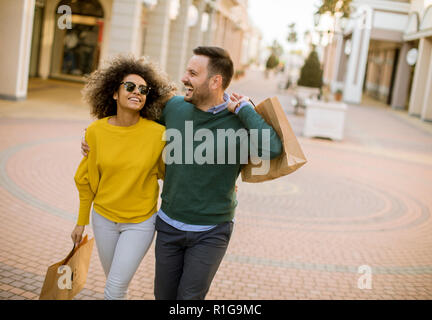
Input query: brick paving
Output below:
<box><xmin>0</xmin><ymin>70</ymin><xmax>432</xmax><ymax>300</ymax></box>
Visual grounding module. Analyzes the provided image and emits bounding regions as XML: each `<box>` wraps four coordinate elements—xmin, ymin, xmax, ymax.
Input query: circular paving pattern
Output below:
<box><xmin>1</xmin><ymin>114</ymin><xmax>432</xmax><ymax>300</ymax></box>
<box><xmin>237</xmin><ymin>145</ymin><xmax>432</xmax><ymax>234</ymax></box>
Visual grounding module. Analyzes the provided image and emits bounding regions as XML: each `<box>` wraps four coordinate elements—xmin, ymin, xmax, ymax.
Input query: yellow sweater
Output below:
<box><xmin>74</xmin><ymin>117</ymin><xmax>165</xmax><ymax>226</ymax></box>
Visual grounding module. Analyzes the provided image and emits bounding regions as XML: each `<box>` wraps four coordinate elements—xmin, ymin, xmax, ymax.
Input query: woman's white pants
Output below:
<box><xmin>91</xmin><ymin>209</ymin><xmax>156</xmax><ymax>300</ymax></box>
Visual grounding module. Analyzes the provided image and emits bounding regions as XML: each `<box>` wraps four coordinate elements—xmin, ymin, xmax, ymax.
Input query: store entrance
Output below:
<box><xmin>51</xmin><ymin>0</ymin><xmax>104</xmax><ymax>81</ymax></box>
<box><xmin>29</xmin><ymin>1</ymin><xmax>45</xmax><ymax>78</ymax></box>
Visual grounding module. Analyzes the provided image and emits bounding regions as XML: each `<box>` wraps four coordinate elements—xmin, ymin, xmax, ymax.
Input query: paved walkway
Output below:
<box><xmin>1</xmin><ymin>70</ymin><xmax>432</xmax><ymax>300</ymax></box>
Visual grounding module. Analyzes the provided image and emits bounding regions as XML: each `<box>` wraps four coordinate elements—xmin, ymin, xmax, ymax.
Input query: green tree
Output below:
<box><xmin>265</xmin><ymin>53</ymin><xmax>279</xmax><ymax>70</ymax></box>
<box><xmin>268</xmin><ymin>39</ymin><xmax>284</xmax><ymax>57</ymax></box>
<box><xmin>297</xmin><ymin>49</ymin><xmax>323</xmax><ymax>88</ymax></box>
<box><xmin>265</xmin><ymin>39</ymin><xmax>283</xmax><ymax>71</ymax></box>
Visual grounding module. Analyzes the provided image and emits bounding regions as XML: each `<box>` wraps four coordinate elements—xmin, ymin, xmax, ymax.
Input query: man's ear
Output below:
<box><xmin>210</xmin><ymin>74</ymin><xmax>223</xmax><ymax>90</ymax></box>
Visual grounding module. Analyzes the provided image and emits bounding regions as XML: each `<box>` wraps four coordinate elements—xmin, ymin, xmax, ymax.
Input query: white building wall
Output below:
<box><xmin>343</xmin><ymin>5</ymin><xmax>373</xmax><ymax>104</ymax></box>
<box><xmin>372</xmin><ymin>11</ymin><xmax>408</xmax><ymax>31</ymax></box>
<box><xmin>336</xmin><ymin>0</ymin><xmax>411</xmax><ymax>104</ymax></box>
<box><xmin>107</xmin><ymin>0</ymin><xmax>143</xmax><ymax>57</ymax></box>
<box><xmin>143</xmin><ymin>0</ymin><xmax>172</xmax><ymax>70</ymax></box>
<box><xmin>0</xmin><ymin>0</ymin><xmax>35</xmax><ymax>100</ymax></box>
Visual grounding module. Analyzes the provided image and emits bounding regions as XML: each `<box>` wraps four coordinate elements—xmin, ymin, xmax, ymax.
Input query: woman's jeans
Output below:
<box><xmin>92</xmin><ymin>209</ymin><xmax>156</xmax><ymax>300</ymax></box>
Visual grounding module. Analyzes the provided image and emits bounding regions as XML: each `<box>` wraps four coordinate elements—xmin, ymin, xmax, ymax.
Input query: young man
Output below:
<box><xmin>82</xmin><ymin>47</ymin><xmax>282</xmax><ymax>299</ymax></box>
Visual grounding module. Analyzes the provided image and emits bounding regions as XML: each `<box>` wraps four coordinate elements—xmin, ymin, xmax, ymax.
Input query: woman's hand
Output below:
<box><xmin>71</xmin><ymin>225</ymin><xmax>85</xmax><ymax>246</ymax></box>
<box><xmin>227</xmin><ymin>93</ymin><xmax>250</xmax><ymax>113</ymax></box>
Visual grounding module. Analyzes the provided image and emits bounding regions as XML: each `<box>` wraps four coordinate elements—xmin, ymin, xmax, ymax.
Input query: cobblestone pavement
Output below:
<box><xmin>1</xmin><ymin>70</ymin><xmax>432</xmax><ymax>300</ymax></box>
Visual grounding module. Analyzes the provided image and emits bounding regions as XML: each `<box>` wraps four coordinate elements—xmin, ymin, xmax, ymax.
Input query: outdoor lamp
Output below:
<box><xmin>142</xmin><ymin>0</ymin><xmax>157</xmax><ymax>9</ymax></box>
<box><xmin>313</xmin><ymin>12</ymin><xmax>320</xmax><ymax>27</ymax></box>
<box><xmin>338</xmin><ymin>17</ymin><xmax>348</xmax><ymax>32</ymax></box>
<box><xmin>169</xmin><ymin>0</ymin><xmax>180</xmax><ymax>20</ymax></box>
<box><xmin>344</xmin><ymin>39</ymin><xmax>352</xmax><ymax>55</ymax></box>
<box><xmin>188</xmin><ymin>4</ymin><xmax>198</xmax><ymax>27</ymax></box>
<box><xmin>201</xmin><ymin>12</ymin><xmax>209</xmax><ymax>32</ymax></box>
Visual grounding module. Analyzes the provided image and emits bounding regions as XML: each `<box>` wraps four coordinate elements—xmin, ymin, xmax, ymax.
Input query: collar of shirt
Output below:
<box><xmin>206</xmin><ymin>92</ymin><xmax>230</xmax><ymax>114</ymax></box>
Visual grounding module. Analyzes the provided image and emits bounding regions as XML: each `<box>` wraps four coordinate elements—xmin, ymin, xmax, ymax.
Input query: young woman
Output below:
<box><xmin>70</xmin><ymin>55</ymin><xmax>176</xmax><ymax>300</ymax></box>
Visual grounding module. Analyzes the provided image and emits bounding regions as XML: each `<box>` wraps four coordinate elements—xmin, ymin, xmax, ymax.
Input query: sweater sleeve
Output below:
<box><xmin>236</xmin><ymin>104</ymin><xmax>283</xmax><ymax>160</ymax></box>
<box><xmin>74</xmin><ymin>157</ymin><xmax>94</xmax><ymax>226</ymax></box>
<box><xmin>157</xmin><ymin>151</ymin><xmax>165</xmax><ymax>180</ymax></box>
<box><xmin>74</xmin><ymin>127</ymin><xmax>97</xmax><ymax>226</ymax></box>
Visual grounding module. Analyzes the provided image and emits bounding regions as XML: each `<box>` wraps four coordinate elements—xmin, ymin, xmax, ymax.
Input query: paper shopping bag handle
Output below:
<box><xmin>64</xmin><ymin>235</ymin><xmax>88</xmax><ymax>265</ymax></box>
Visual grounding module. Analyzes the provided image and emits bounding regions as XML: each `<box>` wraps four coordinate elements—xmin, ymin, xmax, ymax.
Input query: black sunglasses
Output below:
<box><xmin>120</xmin><ymin>81</ymin><xmax>151</xmax><ymax>95</ymax></box>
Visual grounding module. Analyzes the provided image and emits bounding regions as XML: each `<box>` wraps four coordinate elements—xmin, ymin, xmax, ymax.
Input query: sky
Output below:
<box><xmin>248</xmin><ymin>0</ymin><xmax>320</xmax><ymax>53</ymax></box>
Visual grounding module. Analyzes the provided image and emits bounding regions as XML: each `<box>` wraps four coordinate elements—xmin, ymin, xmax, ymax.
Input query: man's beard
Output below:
<box><xmin>184</xmin><ymin>80</ymin><xmax>210</xmax><ymax>106</ymax></box>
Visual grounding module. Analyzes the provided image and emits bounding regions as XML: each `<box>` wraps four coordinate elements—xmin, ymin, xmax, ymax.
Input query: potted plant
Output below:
<box><xmin>334</xmin><ymin>89</ymin><xmax>343</xmax><ymax>101</ymax></box>
<box><xmin>297</xmin><ymin>49</ymin><xmax>323</xmax><ymax>90</ymax></box>
<box><xmin>299</xmin><ymin>51</ymin><xmax>347</xmax><ymax>140</ymax></box>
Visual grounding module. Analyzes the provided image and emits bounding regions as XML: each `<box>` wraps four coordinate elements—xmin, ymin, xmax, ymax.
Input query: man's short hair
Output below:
<box><xmin>193</xmin><ymin>46</ymin><xmax>234</xmax><ymax>89</ymax></box>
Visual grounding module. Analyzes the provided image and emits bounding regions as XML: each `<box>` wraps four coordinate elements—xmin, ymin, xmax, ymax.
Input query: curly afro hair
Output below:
<box><xmin>82</xmin><ymin>55</ymin><xmax>177</xmax><ymax>121</ymax></box>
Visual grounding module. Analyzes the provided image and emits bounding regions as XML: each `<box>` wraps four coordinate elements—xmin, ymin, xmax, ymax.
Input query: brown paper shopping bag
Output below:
<box><xmin>241</xmin><ymin>96</ymin><xmax>307</xmax><ymax>183</ymax></box>
<box><xmin>39</xmin><ymin>235</ymin><xmax>94</xmax><ymax>300</ymax></box>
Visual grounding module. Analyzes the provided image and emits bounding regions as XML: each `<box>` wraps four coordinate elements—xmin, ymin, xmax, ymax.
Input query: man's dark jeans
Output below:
<box><xmin>154</xmin><ymin>216</ymin><xmax>234</xmax><ymax>300</ymax></box>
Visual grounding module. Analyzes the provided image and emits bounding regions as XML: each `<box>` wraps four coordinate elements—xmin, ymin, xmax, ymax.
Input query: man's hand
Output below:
<box><xmin>81</xmin><ymin>129</ymin><xmax>90</xmax><ymax>156</ymax></box>
<box><xmin>227</xmin><ymin>93</ymin><xmax>250</xmax><ymax>113</ymax></box>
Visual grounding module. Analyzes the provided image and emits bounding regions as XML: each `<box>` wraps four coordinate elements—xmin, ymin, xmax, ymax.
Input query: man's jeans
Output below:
<box><xmin>154</xmin><ymin>216</ymin><xmax>234</xmax><ymax>300</ymax></box>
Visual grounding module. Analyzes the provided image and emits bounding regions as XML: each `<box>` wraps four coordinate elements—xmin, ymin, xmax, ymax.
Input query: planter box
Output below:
<box><xmin>303</xmin><ymin>100</ymin><xmax>347</xmax><ymax>140</ymax></box>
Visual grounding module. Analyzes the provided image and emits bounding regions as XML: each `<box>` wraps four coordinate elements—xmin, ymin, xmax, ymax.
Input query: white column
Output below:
<box><xmin>38</xmin><ymin>0</ymin><xmax>57</xmax><ymax>79</ymax></box>
<box><xmin>420</xmin><ymin>38</ymin><xmax>432</xmax><ymax>121</ymax></box>
<box><xmin>330</xmin><ymin>34</ymin><xmax>344</xmax><ymax>92</ymax></box>
<box><xmin>322</xmin><ymin>44</ymin><xmax>330</xmax><ymax>83</ymax></box>
<box><xmin>202</xmin><ymin>4</ymin><xmax>216</xmax><ymax>45</ymax></box>
<box><xmin>143</xmin><ymin>0</ymin><xmax>171</xmax><ymax>70</ymax></box>
<box><xmin>186</xmin><ymin>0</ymin><xmax>206</xmax><ymax>62</ymax></box>
<box><xmin>390</xmin><ymin>43</ymin><xmax>412</xmax><ymax>109</ymax></box>
<box><xmin>343</xmin><ymin>5</ymin><xmax>372</xmax><ymax>104</ymax></box>
<box><xmin>107</xmin><ymin>0</ymin><xmax>143</xmax><ymax>58</ymax></box>
<box><xmin>409</xmin><ymin>37</ymin><xmax>432</xmax><ymax>117</ymax></box>
<box><xmin>167</xmin><ymin>0</ymin><xmax>192</xmax><ymax>84</ymax></box>
<box><xmin>97</xmin><ymin>0</ymin><xmax>113</xmax><ymax>66</ymax></box>
<box><xmin>0</xmin><ymin>0</ymin><xmax>35</xmax><ymax>100</ymax></box>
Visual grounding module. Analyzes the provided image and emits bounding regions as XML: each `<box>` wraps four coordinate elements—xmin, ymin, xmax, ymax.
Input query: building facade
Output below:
<box><xmin>320</xmin><ymin>0</ymin><xmax>432</xmax><ymax>122</ymax></box>
<box><xmin>404</xmin><ymin>0</ymin><xmax>432</xmax><ymax>121</ymax></box>
<box><xmin>0</xmin><ymin>0</ymin><xmax>258</xmax><ymax>101</ymax></box>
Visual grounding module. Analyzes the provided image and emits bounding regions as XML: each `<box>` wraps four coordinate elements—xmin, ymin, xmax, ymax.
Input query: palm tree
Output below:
<box><xmin>317</xmin><ymin>0</ymin><xmax>352</xmax><ymax>18</ymax></box>
<box><xmin>287</xmin><ymin>23</ymin><xmax>297</xmax><ymax>45</ymax></box>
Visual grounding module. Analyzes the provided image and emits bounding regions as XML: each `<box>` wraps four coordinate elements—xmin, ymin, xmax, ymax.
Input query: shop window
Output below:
<box><xmin>57</xmin><ymin>0</ymin><xmax>103</xmax><ymax>18</ymax></box>
<box><xmin>51</xmin><ymin>0</ymin><xmax>104</xmax><ymax>80</ymax></box>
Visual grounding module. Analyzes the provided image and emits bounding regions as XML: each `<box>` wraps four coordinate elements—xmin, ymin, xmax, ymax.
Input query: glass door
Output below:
<box><xmin>50</xmin><ymin>0</ymin><xmax>104</xmax><ymax>81</ymax></box>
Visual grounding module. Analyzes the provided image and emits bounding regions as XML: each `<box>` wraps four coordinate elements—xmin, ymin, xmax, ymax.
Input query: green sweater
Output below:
<box><xmin>159</xmin><ymin>95</ymin><xmax>282</xmax><ymax>225</ymax></box>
